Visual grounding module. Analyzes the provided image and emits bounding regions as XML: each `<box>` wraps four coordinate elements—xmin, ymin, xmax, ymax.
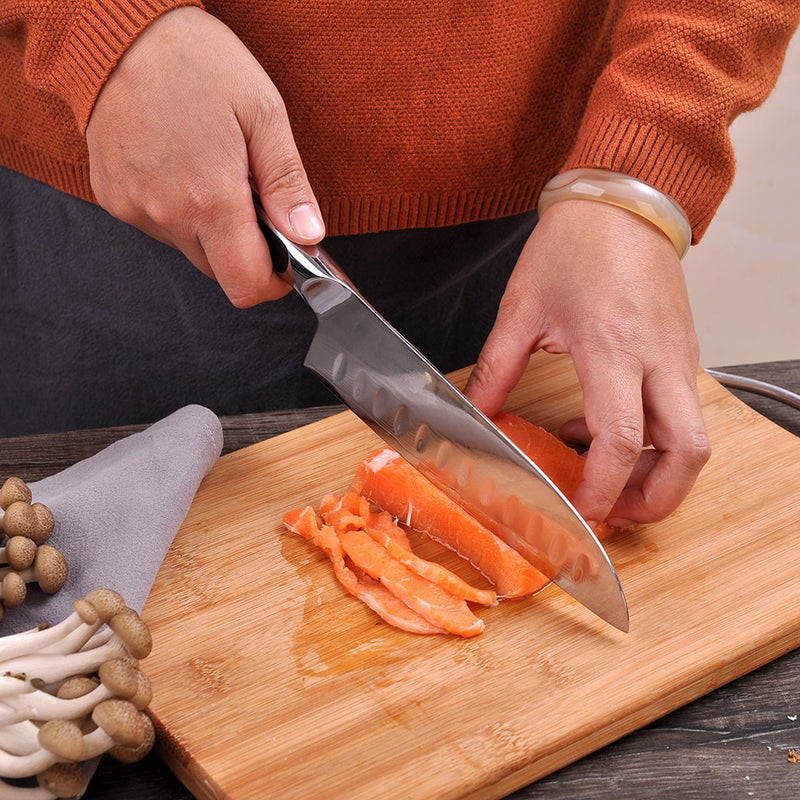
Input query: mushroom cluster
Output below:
<box><xmin>0</xmin><ymin>589</ymin><xmax>156</xmax><ymax>798</ymax></box>
<box><xmin>0</xmin><ymin>478</ymin><xmax>68</xmax><ymax>618</ymax></box>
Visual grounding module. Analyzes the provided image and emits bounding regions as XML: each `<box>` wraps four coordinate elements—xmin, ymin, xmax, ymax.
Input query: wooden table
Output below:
<box><xmin>1</xmin><ymin>361</ymin><xmax>798</xmax><ymax>800</ymax></box>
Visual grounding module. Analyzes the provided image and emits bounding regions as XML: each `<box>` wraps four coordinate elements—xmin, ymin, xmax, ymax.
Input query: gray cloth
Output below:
<box><xmin>4</xmin><ymin>404</ymin><xmax>223</xmax><ymax>633</ymax></box>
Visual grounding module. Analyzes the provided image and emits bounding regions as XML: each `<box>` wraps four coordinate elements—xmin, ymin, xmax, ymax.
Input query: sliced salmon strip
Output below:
<box><xmin>283</xmin><ymin>506</ymin><xmax>445</xmax><ymax>635</ymax></box>
<box><xmin>362</xmin><ymin>509</ymin><xmax>497</xmax><ymax>607</ymax></box>
<box><xmin>351</xmin><ymin>448</ymin><xmax>549</xmax><ymax>598</ymax></box>
<box><xmin>318</xmin><ymin>492</ymin><xmax>494</xmax><ymax>605</ymax></box>
<box><xmin>318</xmin><ymin>492</ymin><xmax>369</xmax><ymax>532</ymax></box>
<box><xmin>336</xmin><ymin>528</ymin><xmax>484</xmax><ymax>637</ymax></box>
<box><xmin>493</xmin><ymin>412</ymin><xmax>614</xmax><ymax>541</ymax></box>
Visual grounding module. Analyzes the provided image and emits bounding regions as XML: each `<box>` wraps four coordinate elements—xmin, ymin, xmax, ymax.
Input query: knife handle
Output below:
<box><xmin>252</xmin><ymin>191</ymin><xmax>357</xmax><ymax>297</ymax></box>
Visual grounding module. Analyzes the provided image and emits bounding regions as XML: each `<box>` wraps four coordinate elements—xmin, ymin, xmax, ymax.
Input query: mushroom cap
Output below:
<box><xmin>91</xmin><ymin>699</ymin><xmax>147</xmax><ymax>748</ymax></box>
<box><xmin>5</xmin><ymin>535</ymin><xmax>38</xmax><ymax>570</ymax></box>
<box><xmin>0</xmin><ymin>476</ymin><xmax>32</xmax><ymax>510</ymax></box>
<box><xmin>98</xmin><ymin>658</ymin><xmax>140</xmax><ymax>699</ymax></box>
<box><xmin>57</xmin><ymin>675</ymin><xmax>101</xmax><ymax>699</ymax></box>
<box><xmin>2</xmin><ymin>500</ymin><xmax>37</xmax><ymax>537</ymax></box>
<box><xmin>108</xmin><ymin>607</ymin><xmax>153</xmax><ymax>660</ymax></box>
<box><xmin>33</xmin><ymin>544</ymin><xmax>69</xmax><ymax>594</ymax></box>
<box><xmin>130</xmin><ymin>668</ymin><xmax>154</xmax><ymax>710</ymax></box>
<box><xmin>29</xmin><ymin>502</ymin><xmax>55</xmax><ymax>545</ymax></box>
<box><xmin>38</xmin><ymin>718</ymin><xmax>86</xmax><ymax>761</ymax></box>
<box><xmin>37</xmin><ymin>762</ymin><xmax>88</xmax><ymax>798</ymax></box>
<box><xmin>84</xmin><ymin>588</ymin><xmax>126</xmax><ymax>622</ymax></box>
<box><xmin>73</xmin><ymin>596</ymin><xmax>100</xmax><ymax>625</ymax></box>
<box><xmin>1</xmin><ymin>570</ymin><xmax>27</xmax><ymax>609</ymax></box>
<box><xmin>108</xmin><ymin>711</ymin><xmax>156</xmax><ymax>764</ymax></box>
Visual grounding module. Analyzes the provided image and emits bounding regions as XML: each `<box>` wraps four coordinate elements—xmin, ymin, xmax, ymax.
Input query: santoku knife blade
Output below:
<box><xmin>256</xmin><ymin>202</ymin><xmax>629</xmax><ymax>632</ymax></box>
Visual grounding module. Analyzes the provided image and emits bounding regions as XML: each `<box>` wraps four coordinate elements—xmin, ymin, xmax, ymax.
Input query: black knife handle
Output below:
<box><xmin>251</xmin><ymin>189</ymin><xmax>360</xmax><ymax>299</ymax></box>
<box><xmin>252</xmin><ymin>192</ymin><xmax>291</xmax><ymax>276</ymax></box>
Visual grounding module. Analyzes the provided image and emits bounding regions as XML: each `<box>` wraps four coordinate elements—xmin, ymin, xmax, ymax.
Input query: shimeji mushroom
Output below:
<box><xmin>0</xmin><ymin>659</ymin><xmax>152</xmax><ymax>725</ymax></box>
<box><xmin>0</xmin><ymin>539</ymin><xmax>38</xmax><ymax>573</ymax></box>
<box><xmin>0</xmin><ymin>478</ymin><xmax>32</xmax><ymax>511</ymax></box>
<box><xmin>0</xmin><ymin>478</ymin><xmax>64</xmax><ymax>622</ymax></box>
<box><xmin>0</xmin><ymin>604</ymin><xmax>151</xmax><ymax>684</ymax></box>
<box><xmin>0</xmin><ymin>589</ymin><xmax>156</xmax><ymax>796</ymax></box>
<box><xmin>0</xmin><ymin>763</ymin><xmax>89</xmax><ymax>800</ymax></box>
<box><xmin>0</xmin><ymin>503</ymin><xmax>53</xmax><ymax>547</ymax></box>
<box><xmin>0</xmin><ymin>546</ymin><xmax>68</xmax><ymax>614</ymax></box>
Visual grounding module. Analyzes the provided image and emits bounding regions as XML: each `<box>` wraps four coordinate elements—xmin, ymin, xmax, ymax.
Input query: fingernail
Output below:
<box><xmin>608</xmin><ymin>517</ymin><xmax>636</xmax><ymax>529</ymax></box>
<box><xmin>288</xmin><ymin>203</ymin><xmax>325</xmax><ymax>240</ymax></box>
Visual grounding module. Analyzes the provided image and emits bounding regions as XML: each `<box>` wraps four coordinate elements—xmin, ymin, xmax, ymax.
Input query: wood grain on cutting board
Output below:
<box><xmin>142</xmin><ymin>352</ymin><xmax>800</xmax><ymax>800</ymax></box>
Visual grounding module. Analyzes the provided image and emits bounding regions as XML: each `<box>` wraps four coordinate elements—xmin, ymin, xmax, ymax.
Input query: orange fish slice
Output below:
<box><xmin>362</xmin><ymin>510</ymin><xmax>497</xmax><ymax>607</ymax></box>
<box><xmin>283</xmin><ymin>506</ymin><xmax>445</xmax><ymax>635</ymax></box>
<box><xmin>351</xmin><ymin>447</ymin><xmax>550</xmax><ymax>598</ymax></box>
<box><xmin>336</xmin><ymin>528</ymin><xmax>484</xmax><ymax>637</ymax></box>
<box><xmin>492</xmin><ymin>412</ymin><xmax>614</xmax><ymax>540</ymax></box>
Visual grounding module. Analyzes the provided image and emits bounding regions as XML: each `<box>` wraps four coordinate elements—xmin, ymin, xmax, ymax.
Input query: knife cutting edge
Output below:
<box><xmin>254</xmin><ymin>197</ymin><xmax>629</xmax><ymax>632</ymax></box>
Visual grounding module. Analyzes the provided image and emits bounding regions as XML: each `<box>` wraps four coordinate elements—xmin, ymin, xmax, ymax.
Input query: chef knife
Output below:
<box><xmin>255</xmin><ymin>200</ymin><xmax>629</xmax><ymax>632</ymax></box>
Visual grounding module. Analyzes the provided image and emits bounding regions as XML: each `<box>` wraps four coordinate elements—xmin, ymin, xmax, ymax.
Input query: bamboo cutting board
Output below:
<box><xmin>142</xmin><ymin>352</ymin><xmax>800</xmax><ymax>800</ymax></box>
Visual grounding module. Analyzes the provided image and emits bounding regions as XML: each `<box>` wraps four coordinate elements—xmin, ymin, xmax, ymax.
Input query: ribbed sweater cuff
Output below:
<box><xmin>51</xmin><ymin>0</ymin><xmax>204</xmax><ymax>133</ymax></box>
<box><xmin>562</xmin><ymin>114</ymin><xmax>731</xmax><ymax>242</ymax></box>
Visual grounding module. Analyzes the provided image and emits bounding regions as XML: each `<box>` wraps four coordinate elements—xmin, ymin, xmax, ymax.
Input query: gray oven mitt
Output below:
<box><xmin>5</xmin><ymin>403</ymin><xmax>223</xmax><ymax>629</ymax></box>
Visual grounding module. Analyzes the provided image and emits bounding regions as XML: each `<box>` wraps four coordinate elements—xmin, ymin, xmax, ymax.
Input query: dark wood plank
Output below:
<box><xmin>0</xmin><ymin>405</ymin><xmax>345</xmax><ymax>483</ymax></box>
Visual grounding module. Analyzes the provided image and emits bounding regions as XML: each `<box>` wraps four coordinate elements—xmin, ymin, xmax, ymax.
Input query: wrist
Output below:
<box><xmin>537</xmin><ymin>169</ymin><xmax>692</xmax><ymax>259</ymax></box>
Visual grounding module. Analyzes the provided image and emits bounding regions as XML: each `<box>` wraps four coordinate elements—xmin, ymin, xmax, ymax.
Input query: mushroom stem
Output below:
<box><xmin>0</xmin><ymin>678</ymin><xmax>36</xmax><ymax>700</ymax></box>
<box><xmin>1</xmin><ymin>638</ymin><xmax>128</xmax><ymax>686</ymax></box>
<box><xmin>0</xmin><ymin>719</ymin><xmax>43</xmax><ymax>757</ymax></box>
<box><xmin>0</xmin><ymin>591</ymin><xmax>121</xmax><ymax>663</ymax></box>
<box><xmin>0</xmin><ymin>660</ymin><xmax>151</xmax><ymax>725</ymax></box>
<box><xmin>0</xmin><ymin>745</ymin><xmax>59</xmax><ymax>780</ymax></box>
<box><xmin>0</xmin><ymin>611</ymin><xmax>100</xmax><ymax>664</ymax></box>
<box><xmin>37</xmin><ymin>620</ymin><xmax>108</xmax><ymax>658</ymax></box>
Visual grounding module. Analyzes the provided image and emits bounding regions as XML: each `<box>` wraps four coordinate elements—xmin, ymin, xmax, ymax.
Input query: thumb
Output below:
<box><xmin>463</xmin><ymin>312</ymin><xmax>534</xmax><ymax>419</ymax></box>
<box><xmin>247</xmin><ymin>97</ymin><xmax>325</xmax><ymax>245</ymax></box>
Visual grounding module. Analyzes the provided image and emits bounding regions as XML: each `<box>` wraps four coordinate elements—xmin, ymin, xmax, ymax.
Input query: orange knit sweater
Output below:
<box><xmin>1</xmin><ymin>1</ymin><xmax>798</xmax><ymax>241</ymax></box>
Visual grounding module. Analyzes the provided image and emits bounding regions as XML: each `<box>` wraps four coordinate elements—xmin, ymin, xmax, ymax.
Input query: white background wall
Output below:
<box><xmin>683</xmin><ymin>31</ymin><xmax>799</xmax><ymax>367</ymax></box>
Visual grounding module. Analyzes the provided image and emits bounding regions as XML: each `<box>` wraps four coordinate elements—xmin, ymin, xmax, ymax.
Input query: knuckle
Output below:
<box><xmin>685</xmin><ymin>428</ymin><xmax>712</xmax><ymax>470</ymax></box>
<box><xmin>606</xmin><ymin>419</ymin><xmax>644</xmax><ymax>465</ymax></box>
<box><xmin>467</xmin><ymin>360</ymin><xmax>496</xmax><ymax>394</ymax></box>
<box><xmin>258</xmin><ymin>162</ymin><xmax>309</xmax><ymax>200</ymax></box>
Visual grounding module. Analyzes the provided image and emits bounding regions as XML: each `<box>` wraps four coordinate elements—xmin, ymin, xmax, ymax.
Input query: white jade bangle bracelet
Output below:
<box><xmin>537</xmin><ymin>168</ymin><xmax>692</xmax><ymax>259</ymax></box>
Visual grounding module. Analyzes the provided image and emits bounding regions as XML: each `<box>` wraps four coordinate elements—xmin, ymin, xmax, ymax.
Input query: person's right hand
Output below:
<box><xmin>85</xmin><ymin>6</ymin><xmax>325</xmax><ymax>307</ymax></box>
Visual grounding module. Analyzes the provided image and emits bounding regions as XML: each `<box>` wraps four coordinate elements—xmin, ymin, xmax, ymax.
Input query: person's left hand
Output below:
<box><xmin>463</xmin><ymin>199</ymin><xmax>712</xmax><ymax>528</ymax></box>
